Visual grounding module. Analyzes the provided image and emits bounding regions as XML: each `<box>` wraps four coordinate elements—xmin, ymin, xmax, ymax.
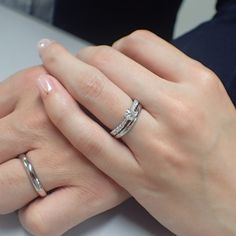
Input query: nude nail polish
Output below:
<box><xmin>37</xmin><ymin>74</ymin><xmax>53</xmax><ymax>94</ymax></box>
<box><xmin>37</xmin><ymin>38</ymin><xmax>53</xmax><ymax>52</ymax></box>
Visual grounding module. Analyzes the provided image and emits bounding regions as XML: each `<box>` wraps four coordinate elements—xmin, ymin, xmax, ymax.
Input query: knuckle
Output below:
<box><xmin>191</xmin><ymin>61</ymin><xmax>220</xmax><ymax>88</ymax></box>
<box><xmin>89</xmin><ymin>45</ymin><xmax>115</xmax><ymax>66</ymax></box>
<box><xmin>43</xmin><ymin>43</ymin><xmax>65</xmax><ymax>66</ymax></box>
<box><xmin>20</xmin><ymin>210</ymin><xmax>52</xmax><ymax>236</ymax></box>
<box><xmin>77</xmin><ymin>128</ymin><xmax>103</xmax><ymax>157</ymax></box>
<box><xmin>114</xmin><ymin>29</ymin><xmax>151</xmax><ymax>51</ymax></box>
<box><xmin>14</xmin><ymin>66</ymin><xmax>46</xmax><ymax>89</ymax></box>
<box><xmin>78</xmin><ymin>68</ymin><xmax>105</xmax><ymax>99</ymax></box>
<box><xmin>199</xmin><ymin>68</ymin><xmax>219</xmax><ymax>87</ymax></box>
<box><xmin>83</xmin><ymin>137</ymin><xmax>103</xmax><ymax>157</ymax></box>
<box><xmin>129</xmin><ymin>29</ymin><xmax>153</xmax><ymax>40</ymax></box>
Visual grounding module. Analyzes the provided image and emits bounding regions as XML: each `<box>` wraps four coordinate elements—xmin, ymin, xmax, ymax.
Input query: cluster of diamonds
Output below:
<box><xmin>110</xmin><ymin>100</ymin><xmax>141</xmax><ymax>137</ymax></box>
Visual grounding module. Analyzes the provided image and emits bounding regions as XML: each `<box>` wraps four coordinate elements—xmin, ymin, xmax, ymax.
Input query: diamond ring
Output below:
<box><xmin>110</xmin><ymin>99</ymin><xmax>142</xmax><ymax>138</ymax></box>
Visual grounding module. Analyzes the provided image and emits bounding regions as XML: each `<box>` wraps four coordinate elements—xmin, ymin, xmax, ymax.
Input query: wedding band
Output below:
<box><xmin>110</xmin><ymin>99</ymin><xmax>142</xmax><ymax>138</ymax></box>
<box><xmin>19</xmin><ymin>154</ymin><xmax>47</xmax><ymax>197</ymax></box>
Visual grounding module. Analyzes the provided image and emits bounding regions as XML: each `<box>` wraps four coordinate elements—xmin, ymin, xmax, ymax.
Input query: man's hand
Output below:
<box><xmin>0</xmin><ymin>66</ymin><xmax>128</xmax><ymax>236</ymax></box>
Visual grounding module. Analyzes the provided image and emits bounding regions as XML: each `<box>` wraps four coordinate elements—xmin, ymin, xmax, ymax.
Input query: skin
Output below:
<box><xmin>0</xmin><ymin>67</ymin><xmax>128</xmax><ymax>236</ymax></box>
<box><xmin>37</xmin><ymin>30</ymin><xmax>236</xmax><ymax>236</ymax></box>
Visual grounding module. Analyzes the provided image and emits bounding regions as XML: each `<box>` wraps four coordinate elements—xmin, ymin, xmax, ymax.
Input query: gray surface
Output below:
<box><xmin>0</xmin><ymin>5</ymin><xmax>174</xmax><ymax>236</ymax></box>
<box><xmin>0</xmin><ymin>0</ymin><xmax>55</xmax><ymax>22</ymax></box>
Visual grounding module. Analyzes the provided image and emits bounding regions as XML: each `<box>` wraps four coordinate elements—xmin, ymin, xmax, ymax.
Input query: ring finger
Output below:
<box><xmin>0</xmin><ymin>150</ymin><xmax>64</xmax><ymax>214</ymax></box>
<box><xmin>38</xmin><ymin>41</ymin><xmax>157</xmax><ymax>149</ymax></box>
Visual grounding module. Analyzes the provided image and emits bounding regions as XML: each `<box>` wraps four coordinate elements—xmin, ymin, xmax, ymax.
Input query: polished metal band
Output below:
<box><xmin>110</xmin><ymin>99</ymin><xmax>142</xmax><ymax>138</ymax></box>
<box><xmin>19</xmin><ymin>154</ymin><xmax>47</xmax><ymax>197</ymax></box>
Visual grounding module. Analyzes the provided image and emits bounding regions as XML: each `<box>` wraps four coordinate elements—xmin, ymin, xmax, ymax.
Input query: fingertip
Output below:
<box><xmin>37</xmin><ymin>38</ymin><xmax>54</xmax><ymax>56</ymax></box>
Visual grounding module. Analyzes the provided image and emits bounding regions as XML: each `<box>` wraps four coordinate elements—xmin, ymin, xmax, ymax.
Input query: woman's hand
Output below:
<box><xmin>0</xmin><ymin>67</ymin><xmax>128</xmax><ymax>236</ymax></box>
<box><xmin>38</xmin><ymin>30</ymin><xmax>236</xmax><ymax>236</ymax></box>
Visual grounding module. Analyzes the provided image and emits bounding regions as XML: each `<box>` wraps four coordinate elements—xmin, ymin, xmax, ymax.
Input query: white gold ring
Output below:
<box><xmin>110</xmin><ymin>99</ymin><xmax>142</xmax><ymax>138</ymax></box>
<box><xmin>19</xmin><ymin>154</ymin><xmax>47</xmax><ymax>197</ymax></box>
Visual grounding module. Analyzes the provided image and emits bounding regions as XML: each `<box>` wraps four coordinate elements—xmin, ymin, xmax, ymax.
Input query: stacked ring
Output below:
<box><xmin>110</xmin><ymin>99</ymin><xmax>142</xmax><ymax>138</ymax></box>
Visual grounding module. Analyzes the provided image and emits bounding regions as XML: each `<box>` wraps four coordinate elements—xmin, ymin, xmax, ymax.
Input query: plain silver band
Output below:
<box><xmin>110</xmin><ymin>99</ymin><xmax>142</xmax><ymax>139</ymax></box>
<box><xmin>19</xmin><ymin>154</ymin><xmax>47</xmax><ymax>197</ymax></box>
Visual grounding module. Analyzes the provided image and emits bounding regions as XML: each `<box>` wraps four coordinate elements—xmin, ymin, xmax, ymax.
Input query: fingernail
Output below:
<box><xmin>37</xmin><ymin>38</ymin><xmax>53</xmax><ymax>53</ymax></box>
<box><xmin>37</xmin><ymin>74</ymin><xmax>54</xmax><ymax>95</ymax></box>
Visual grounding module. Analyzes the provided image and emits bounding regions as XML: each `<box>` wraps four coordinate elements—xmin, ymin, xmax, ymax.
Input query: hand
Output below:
<box><xmin>0</xmin><ymin>67</ymin><xmax>128</xmax><ymax>236</ymax></box>
<box><xmin>37</xmin><ymin>30</ymin><xmax>236</xmax><ymax>236</ymax></box>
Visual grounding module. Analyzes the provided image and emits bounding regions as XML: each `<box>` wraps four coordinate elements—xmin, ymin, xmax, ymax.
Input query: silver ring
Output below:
<box><xmin>19</xmin><ymin>154</ymin><xmax>47</xmax><ymax>197</ymax></box>
<box><xmin>110</xmin><ymin>99</ymin><xmax>142</xmax><ymax>138</ymax></box>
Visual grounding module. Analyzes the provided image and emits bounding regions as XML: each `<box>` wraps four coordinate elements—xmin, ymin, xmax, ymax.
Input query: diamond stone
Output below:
<box><xmin>125</xmin><ymin>109</ymin><xmax>138</xmax><ymax>120</ymax></box>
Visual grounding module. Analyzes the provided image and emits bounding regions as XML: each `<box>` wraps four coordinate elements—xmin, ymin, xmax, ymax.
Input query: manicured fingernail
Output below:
<box><xmin>37</xmin><ymin>38</ymin><xmax>53</xmax><ymax>53</ymax></box>
<box><xmin>37</xmin><ymin>74</ymin><xmax>54</xmax><ymax>95</ymax></box>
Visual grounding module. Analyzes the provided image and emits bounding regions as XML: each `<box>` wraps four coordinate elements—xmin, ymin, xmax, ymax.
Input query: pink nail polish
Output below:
<box><xmin>37</xmin><ymin>74</ymin><xmax>54</xmax><ymax>94</ymax></box>
<box><xmin>37</xmin><ymin>38</ymin><xmax>53</xmax><ymax>53</ymax></box>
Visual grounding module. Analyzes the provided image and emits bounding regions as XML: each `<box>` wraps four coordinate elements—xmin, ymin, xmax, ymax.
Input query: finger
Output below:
<box><xmin>112</xmin><ymin>30</ymin><xmax>199</xmax><ymax>82</ymax></box>
<box><xmin>0</xmin><ymin>151</ymin><xmax>63</xmax><ymax>214</ymax></box>
<box><xmin>38</xmin><ymin>39</ymin><xmax>171</xmax><ymax>112</ymax></box>
<box><xmin>77</xmin><ymin>45</ymin><xmax>174</xmax><ymax>107</ymax></box>
<box><xmin>19</xmin><ymin>186</ymin><xmax>128</xmax><ymax>236</ymax></box>
<box><xmin>37</xmin><ymin>40</ymin><xmax>156</xmax><ymax>149</ymax></box>
<box><xmin>19</xmin><ymin>188</ymin><xmax>89</xmax><ymax>236</ymax></box>
<box><xmin>37</xmin><ymin>74</ymin><xmax>141</xmax><ymax>188</ymax></box>
<box><xmin>0</xmin><ymin>114</ymin><xmax>32</xmax><ymax>164</ymax></box>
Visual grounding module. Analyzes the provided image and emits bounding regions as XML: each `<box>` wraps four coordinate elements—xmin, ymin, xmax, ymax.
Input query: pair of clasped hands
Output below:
<box><xmin>1</xmin><ymin>30</ymin><xmax>236</xmax><ymax>236</ymax></box>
